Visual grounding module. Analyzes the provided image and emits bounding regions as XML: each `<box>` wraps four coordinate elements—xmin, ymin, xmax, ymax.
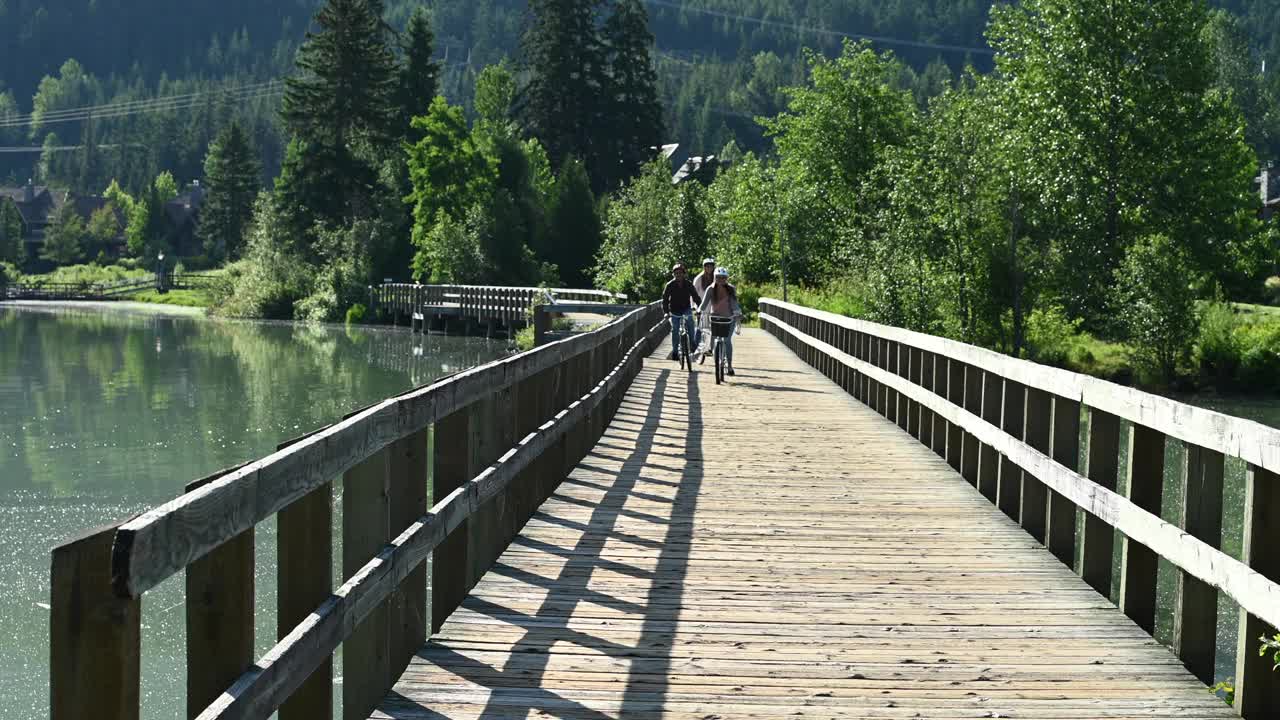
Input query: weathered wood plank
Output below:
<box><xmin>998</xmin><ymin>381</ymin><xmax>1026</xmax><ymax>519</ymax></box>
<box><xmin>1048</xmin><ymin>396</ymin><xmax>1082</xmax><ymax>568</ymax></box>
<box><xmin>387</xmin><ymin>428</ymin><xmax>429</xmax><ymax>686</ymax></box>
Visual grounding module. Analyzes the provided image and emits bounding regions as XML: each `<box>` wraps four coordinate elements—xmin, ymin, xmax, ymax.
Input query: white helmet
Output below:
<box><xmin>714</xmin><ymin>267</ymin><xmax>729</xmax><ymax>278</ymax></box>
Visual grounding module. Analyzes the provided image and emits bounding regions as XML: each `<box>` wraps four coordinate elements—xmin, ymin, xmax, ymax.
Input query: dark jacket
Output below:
<box><xmin>662</xmin><ymin>278</ymin><xmax>701</xmax><ymax>315</ymax></box>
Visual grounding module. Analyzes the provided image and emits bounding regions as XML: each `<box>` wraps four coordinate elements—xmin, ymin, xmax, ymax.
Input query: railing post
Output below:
<box><xmin>467</xmin><ymin>389</ymin><xmax>507</xmax><ymax>587</ymax></box>
<box><xmin>1020</xmin><ymin>388</ymin><xmax>1051</xmax><ymax>543</ymax></box>
<box><xmin>996</xmin><ymin>381</ymin><xmax>1026</xmax><ymax>518</ymax></box>
<box><xmin>976</xmin><ymin>371</ymin><xmax>1002</xmax><ymax>501</ymax></box>
<box><xmin>1235</xmin><ymin>464</ymin><xmax>1280</xmax><ymax>716</ymax></box>
<box><xmin>388</xmin><ymin>428</ymin><xmax>429</xmax><ymax>684</ymax></box>
<box><xmin>185</xmin><ymin>472</ymin><xmax>255</xmax><ymax>719</ymax></box>
<box><xmin>918</xmin><ymin>351</ymin><xmax>934</xmax><ymax>448</ymax></box>
<box><xmin>277</xmin><ymin>483</ymin><xmax>333</xmax><ymax>720</ymax></box>
<box><xmin>1081</xmin><ymin>408</ymin><xmax>1120</xmax><ymax>598</ymax></box>
<box><xmin>960</xmin><ymin>364</ymin><xmax>981</xmax><ymax>485</ymax></box>
<box><xmin>1173</xmin><ymin>444</ymin><xmax>1225</xmax><ymax>685</ymax></box>
<box><xmin>1046</xmin><ymin>396</ymin><xmax>1081</xmax><ymax>567</ymax></box>
<box><xmin>946</xmin><ymin>359</ymin><xmax>964</xmax><ymax>470</ymax></box>
<box><xmin>906</xmin><ymin>347</ymin><xmax>921</xmax><ymax>437</ymax></box>
<box><xmin>50</xmin><ymin>524</ymin><xmax>140</xmax><ymax>720</ymax></box>
<box><xmin>1119</xmin><ymin>424</ymin><xmax>1165</xmax><ymax>635</ymax></box>
<box><xmin>930</xmin><ymin>353</ymin><xmax>947</xmax><ymax>457</ymax></box>
<box><xmin>343</xmin><ymin>447</ymin><xmax>392</xmax><ymax>720</ymax></box>
<box><xmin>432</xmin><ymin>405</ymin><xmax>473</xmax><ymax>632</ymax></box>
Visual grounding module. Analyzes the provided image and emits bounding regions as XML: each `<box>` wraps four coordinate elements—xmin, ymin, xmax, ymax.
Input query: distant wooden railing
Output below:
<box><xmin>51</xmin><ymin>302</ymin><xmax>665</xmax><ymax>720</ymax></box>
<box><xmin>369</xmin><ymin>283</ymin><xmax>627</xmax><ymax>328</ymax></box>
<box><xmin>3</xmin><ymin>271</ymin><xmax>214</xmax><ymax>300</ymax></box>
<box><xmin>761</xmin><ymin>298</ymin><xmax>1280</xmax><ymax>717</ymax></box>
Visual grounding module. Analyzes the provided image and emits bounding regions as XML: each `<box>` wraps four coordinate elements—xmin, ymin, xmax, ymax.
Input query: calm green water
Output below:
<box><xmin>0</xmin><ymin>303</ymin><xmax>506</xmax><ymax>720</ymax></box>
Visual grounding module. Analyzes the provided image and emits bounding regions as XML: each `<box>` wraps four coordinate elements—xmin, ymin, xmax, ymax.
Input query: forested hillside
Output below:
<box><xmin>1</xmin><ymin>0</ymin><xmax>1276</xmax><ymax>195</ymax></box>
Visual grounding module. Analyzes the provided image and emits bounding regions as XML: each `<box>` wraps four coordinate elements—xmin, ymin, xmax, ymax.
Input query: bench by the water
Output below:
<box><xmin>48</xmin><ymin>296</ymin><xmax>1280</xmax><ymax>719</ymax></box>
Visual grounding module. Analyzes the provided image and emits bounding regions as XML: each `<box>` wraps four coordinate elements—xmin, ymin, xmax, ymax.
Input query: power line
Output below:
<box><xmin>0</xmin><ymin>82</ymin><xmax>285</xmax><ymax>130</ymax></box>
<box><xmin>641</xmin><ymin>0</ymin><xmax>995</xmax><ymax>56</ymax></box>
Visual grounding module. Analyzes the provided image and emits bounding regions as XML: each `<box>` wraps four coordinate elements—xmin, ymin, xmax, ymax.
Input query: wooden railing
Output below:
<box><xmin>761</xmin><ymin>298</ymin><xmax>1280</xmax><ymax>717</ymax></box>
<box><xmin>50</xmin><ymin>302</ymin><xmax>665</xmax><ymax>720</ymax></box>
<box><xmin>369</xmin><ymin>283</ymin><xmax>627</xmax><ymax>327</ymax></box>
<box><xmin>2</xmin><ymin>271</ymin><xmax>214</xmax><ymax>300</ymax></box>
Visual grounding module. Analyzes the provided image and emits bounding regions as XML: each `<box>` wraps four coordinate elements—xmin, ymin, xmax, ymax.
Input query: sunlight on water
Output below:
<box><xmin>0</xmin><ymin>303</ymin><xmax>506</xmax><ymax>720</ymax></box>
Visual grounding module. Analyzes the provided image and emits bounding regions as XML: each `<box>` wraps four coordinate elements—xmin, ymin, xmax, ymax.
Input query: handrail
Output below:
<box><xmin>197</xmin><ymin>305</ymin><xmax>662</xmax><ymax>720</ymax></box>
<box><xmin>50</xmin><ymin>301</ymin><xmax>666</xmax><ymax>720</ymax></box>
<box><xmin>760</xmin><ymin>297</ymin><xmax>1280</xmax><ymax>716</ymax></box>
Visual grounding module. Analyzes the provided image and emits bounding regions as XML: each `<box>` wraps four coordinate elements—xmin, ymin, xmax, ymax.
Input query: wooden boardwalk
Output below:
<box><xmin>373</xmin><ymin>329</ymin><xmax>1234</xmax><ymax>719</ymax></box>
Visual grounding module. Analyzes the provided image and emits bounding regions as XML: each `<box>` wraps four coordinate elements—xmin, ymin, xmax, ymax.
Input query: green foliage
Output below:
<box><xmin>40</xmin><ymin>201</ymin><xmax>85</xmax><ymax>264</ymax></box>
<box><xmin>1209</xmin><ymin>679</ymin><xmax>1235</xmax><ymax>705</ymax></box>
<box><xmin>199</xmin><ymin>121</ymin><xmax>261</xmax><ymax>262</ymax></box>
<box><xmin>24</xmin><ymin>263</ymin><xmax>149</xmax><ymax>285</ymax></box>
<box><xmin>1261</xmin><ymin>632</ymin><xmax>1280</xmax><ymax>670</ymax></box>
<box><xmin>413</xmin><ymin>208</ymin><xmax>487</xmax><ymax>283</ymax></box>
<box><xmin>396</xmin><ymin>7</ymin><xmax>440</xmax><ymax>139</ymax></box>
<box><xmin>0</xmin><ymin>198</ymin><xmax>24</xmax><ymax>264</ymax></box>
<box><xmin>545</xmin><ymin>157</ymin><xmax>602</xmax><ymax>287</ymax></box>
<box><xmin>1264</xmin><ymin>276</ymin><xmax>1280</xmax><ymax>305</ymax></box>
<box><xmin>473</xmin><ymin>62</ymin><xmax>517</xmax><ymax>132</ymax></box>
<box><xmin>989</xmin><ymin>0</ymin><xmax>1259</xmax><ymax>323</ymax></box>
<box><xmin>281</xmin><ymin>0</ymin><xmax>398</xmax><ymax>233</ymax></box>
<box><xmin>210</xmin><ymin>192</ymin><xmax>314</xmax><ymax>319</ymax></box>
<box><xmin>1025</xmin><ymin>306</ymin><xmax>1084</xmax><ymax>367</ymax></box>
<box><xmin>1117</xmin><ymin>234</ymin><xmax>1201</xmax><ymax>384</ymax></box>
<box><xmin>595</xmin><ymin>159</ymin><xmax>678</xmax><ymax>299</ymax></box>
<box><xmin>85</xmin><ymin>205</ymin><xmax>119</xmax><ymax>256</ymax></box>
<box><xmin>600</xmin><ymin>0</ymin><xmax>665</xmax><ymax>191</ymax></box>
<box><xmin>1197</xmin><ymin>302</ymin><xmax>1244</xmax><ymax>382</ymax></box>
<box><xmin>345</xmin><ymin>303</ymin><xmax>368</xmax><ymax>325</ymax></box>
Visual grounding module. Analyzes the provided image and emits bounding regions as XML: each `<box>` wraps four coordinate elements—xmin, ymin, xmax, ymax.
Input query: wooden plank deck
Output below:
<box><xmin>373</xmin><ymin>329</ymin><xmax>1235</xmax><ymax>719</ymax></box>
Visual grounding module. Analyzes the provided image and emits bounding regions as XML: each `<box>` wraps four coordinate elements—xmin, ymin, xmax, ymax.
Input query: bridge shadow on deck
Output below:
<box><xmin>379</xmin><ymin>363</ymin><xmax>703</xmax><ymax>719</ymax></box>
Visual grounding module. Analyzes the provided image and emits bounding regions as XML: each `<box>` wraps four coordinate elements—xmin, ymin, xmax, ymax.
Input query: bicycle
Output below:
<box><xmin>670</xmin><ymin>314</ymin><xmax>695</xmax><ymax>375</ymax></box>
<box><xmin>708</xmin><ymin>315</ymin><xmax>736</xmax><ymax>384</ymax></box>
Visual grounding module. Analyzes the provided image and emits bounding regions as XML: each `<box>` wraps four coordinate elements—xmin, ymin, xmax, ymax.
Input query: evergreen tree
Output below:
<box><xmin>41</xmin><ymin>203</ymin><xmax>85</xmax><ymax>265</ymax></box>
<box><xmin>281</xmin><ymin>0</ymin><xmax>398</xmax><ymax>226</ymax></box>
<box><xmin>0</xmin><ymin>200</ymin><xmax>25</xmax><ymax>265</ymax></box>
<box><xmin>200</xmin><ymin>121</ymin><xmax>261</xmax><ymax>261</ymax></box>
<box><xmin>601</xmin><ymin>0</ymin><xmax>665</xmax><ymax>190</ymax></box>
<box><xmin>546</xmin><ymin>157</ymin><xmax>601</xmax><ymax>286</ymax></box>
<box><xmin>397</xmin><ymin>7</ymin><xmax>440</xmax><ymax>138</ymax></box>
<box><xmin>519</xmin><ymin>0</ymin><xmax>609</xmax><ymax>187</ymax></box>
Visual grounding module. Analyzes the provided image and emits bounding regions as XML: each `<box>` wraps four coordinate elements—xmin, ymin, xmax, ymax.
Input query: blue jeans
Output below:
<box><xmin>669</xmin><ymin>310</ymin><xmax>695</xmax><ymax>356</ymax></box>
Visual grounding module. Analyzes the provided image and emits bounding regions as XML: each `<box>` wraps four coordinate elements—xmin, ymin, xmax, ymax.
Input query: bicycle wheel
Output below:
<box><xmin>714</xmin><ymin>341</ymin><xmax>723</xmax><ymax>384</ymax></box>
<box><xmin>681</xmin><ymin>332</ymin><xmax>691</xmax><ymax>372</ymax></box>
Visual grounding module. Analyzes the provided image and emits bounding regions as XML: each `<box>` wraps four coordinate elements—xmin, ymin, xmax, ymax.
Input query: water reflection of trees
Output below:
<box><xmin>0</xmin><ymin>307</ymin><xmax>505</xmax><ymax>500</ymax></box>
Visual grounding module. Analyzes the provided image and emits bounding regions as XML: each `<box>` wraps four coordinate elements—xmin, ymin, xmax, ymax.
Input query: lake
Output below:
<box><xmin>0</xmin><ymin>302</ymin><xmax>507</xmax><ymax>720</ymax></box>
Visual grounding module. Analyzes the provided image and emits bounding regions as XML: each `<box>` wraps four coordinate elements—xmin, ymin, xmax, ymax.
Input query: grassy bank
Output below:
<box><xmin>128</xmin><ymin>288</ymin><xmax>216</xmax><ymax>309</ymax></box>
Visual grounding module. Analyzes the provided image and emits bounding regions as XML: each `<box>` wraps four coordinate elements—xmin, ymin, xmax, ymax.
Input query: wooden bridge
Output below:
<box><xmin>369</xmin><ymin>283</ymin><xmax>627</xmax><ymax>335</ymax></box>
<box><xmin>50</xmin><ymin>299</ymin><xmax>1280</xmax><ymax>719</ymax></box>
